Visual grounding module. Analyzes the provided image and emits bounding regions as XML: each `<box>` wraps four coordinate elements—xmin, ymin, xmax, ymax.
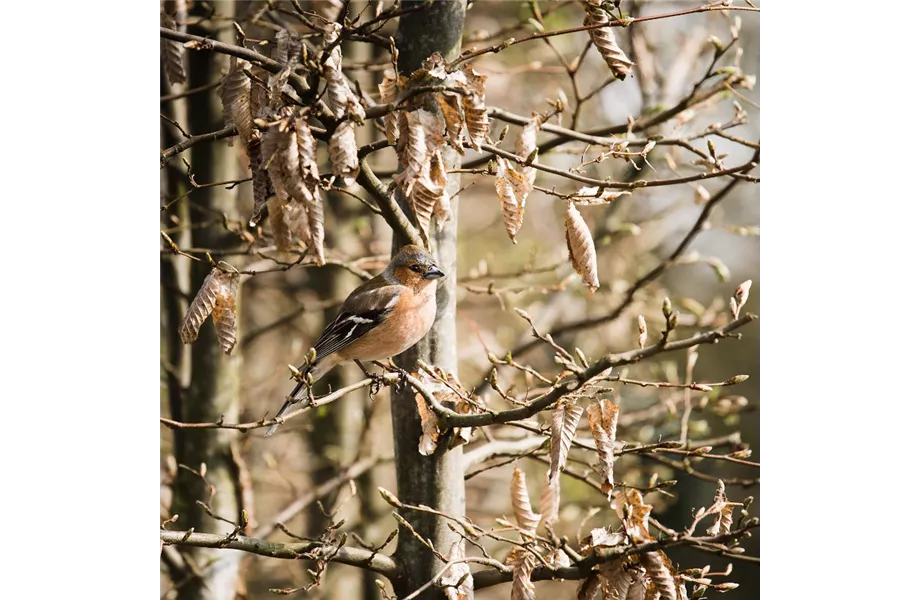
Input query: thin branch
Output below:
<box><xmin>161</xmin><ymin>125</ymin><xmax>238</xmax><ymax>167</ymax></box>
<box><xmin>356</xmin><ymin>159</ymin><xmax>425</xmax><ymax>248</ymax></box>
<box><xmin>160</xmin><ymin>530</ymin><xmax>398</xmax><ymax>579</ymax></box>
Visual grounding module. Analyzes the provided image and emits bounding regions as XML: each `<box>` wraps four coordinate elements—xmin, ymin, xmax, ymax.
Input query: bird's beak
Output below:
<box><xmin>424</xmin><ymin>265</ymin><xmax>445</xmax><ymax>280</ymax></box>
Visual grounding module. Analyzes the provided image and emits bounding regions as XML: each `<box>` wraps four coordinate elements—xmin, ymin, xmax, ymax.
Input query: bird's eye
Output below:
<box><xmin>410</xmin><ymin>264</ymin><xmax>424</xmax><ymax>273</ymax></box>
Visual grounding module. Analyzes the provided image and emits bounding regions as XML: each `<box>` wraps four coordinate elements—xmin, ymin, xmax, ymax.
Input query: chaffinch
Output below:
<box><xmin>265</xmin><ymin>244</ymin><xmax>445</xmax><ymax>436</ymax></box>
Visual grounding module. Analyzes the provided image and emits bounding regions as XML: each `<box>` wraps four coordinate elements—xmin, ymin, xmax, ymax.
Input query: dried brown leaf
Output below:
<box><xmin>509</xmin><ymin>549</ymin><xmax>537</xmax><ymax>600</ymax></box>
<box><xmin>623</xmin><ymin>577</ymin><xmax>649</xmax><ymax>600</ymax></box>
<box><xmin>330</xmin><ymin>121</ymin><xmax>359</xmax><ymax>187</ymax></box>
<box><xmin>267</xmin><ymin>62</ymin><xmax>292</xmax><ymax>108</ymax></box>
<box><xmin>565</xmin><ymin>202</ymin><xmax>600</xmax><ymax>292</ymax></box>
<box><xmin>550</xmin><ymin>400</ymin><xmax>584</xmax><ymax>482</ymax></box>
<box><xmin>262</xmin><ymin>117</ymin><xmax>324</xmax><ymax>263</ymax></box>
<box><xmin>180</xmin><ymin>268</ymin><xmax>221</xmax><ymax>344</ymax></box>
<box><xmin>379</xmin><ymin>69</ymin><xmax>400</xmax><ymax>145</ymax></box>
<box><xmin>460</xmin><ymin>65</ymin><xmax>489</xmax><ymax>151</ymax></box>
<box><xmin>450</xmin><ymin>395</ymin><xmax>476</xmax><ymax>449</ymax></box>
<box><xmin>494</xmin><ymin>157</ymin><xmax>532</xmax><ymax>243</ymax></box>
<box><xmin>180</xmin><ymin>268</ymin><xmax>239</xmax><ymax>355</ymax></box>
<box><xmin>583</xmin><ymin>1</ymin><xmax>634</xmax><ymax>80</ymax></box>
<box><xmin>219</xmin><ymin>57</ymin><xmax>254</xmax><ymax>144</ymax></box>
<box><xmin>212</xmin><ymin>271</ymin><xmax>240</xmax><ymax>355</ymax></box>
<box><xmin>515</xmin><ymin>113</ymin><xmax>543</xmax><ymax>184</ymax></box>
<box><xmin>578</xmin><ymin>574</ymin><xmax>603</xmax><ymax>600</ymax></box>
<box><xmin>415</xmin><ymin>393</ymin><xmax>441</xmax><ymax>456</ymax></box>
<box><xmin>640</xmin><ymin>550</ymin><xmax>678</xmax><ymax>600</ymax></box>
<box><xmin>436</xmin><ymin>92</ymin><xmax>466</xmax><ymax>153</ymax></box>
<box><xmin>586</xmin><ymin>399</ymin><xmax>619</xmax><ymax>495</ymax></box>
<box><xmin>540</xmin><ymin>472</ymin><xmax>560</xmax><ymax>527</ymax></box>
<box><xmin>511</xmin><ymin>464</ymin><xmax>540</xmax><ymax>535</ymax></box>
<box><xmin>706</xmin><ymin>480</ymin><xmax>734</xmax><ymax>536</ymax></box>
<box><xmin>161</xmin><ymin>12</ymin><xmax>186</xmax><ymax>86</ymax></box>
<box><xmin>431</xmin><ymin>149</ymin><xmax>453</xmax><ymax>230</ymax></box>
<box><xmin>440</xmin><ymin>540</ymin><xmax>473</xmax><ymax>600</ymax></box>
<box><xmin>620</xmin><ymin>489</ymin><xmax>653</xmax><ymax>543</ymax></box>
<box><xmin>324</xmin><ymin>24</ymin><xmax>366</xmax><ymax>122</ymax></box>
<box><xmin>249</xmin><ymin>65</ymin><xmax>271</xmax><ymax>117</ymax></box>
<box><xmin>247</xmin><ymin>137</ymin><xmax>272</xmax><ymax>227</ymax></box>
<box><xmin>394</xmin><ymin>109</ymin><xmax>443</xmax><ymax>197</ymax></box>
<box><xmin>267</xmin><ymin>193</ymin><xmax>293</xmax><ymax>251</ymax></box>
<box><xmin>598</xmin><ymin>558</ymin><xmax>638</xmax><ymax>600</ymax></box>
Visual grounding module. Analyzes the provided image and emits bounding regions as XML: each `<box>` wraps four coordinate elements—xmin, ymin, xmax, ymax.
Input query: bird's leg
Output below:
<box><xmin>374</xmin><ymin>359</ymin><xmax>410</xmax><ymax>392</ymax></box>
<box><xmin>355</xmin><ymin>360</ymin><xmax>385</xmax><ymax>396</ymax></box>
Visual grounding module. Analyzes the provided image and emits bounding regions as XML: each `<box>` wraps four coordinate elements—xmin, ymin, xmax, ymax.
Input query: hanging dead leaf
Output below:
<box><xmin>394</xmin><ymin>109</ymin><xmax>444</xmax><ymax>197</ymax></box>
<box><xmin>180</xmin><ymin>268</ymin><xmax>221</xmax><ymax>344</ymax></box>
<box><xmin>249</xmin><ymin>65</ymin><xmax>270</xmax><ymax>118</ymax></box>
<box><xmin>706</xmin><ymin>480</ymin><xmax>734</xmax><ymax>536</ymax></box>
<box><xmin>323</xmin><ymin>23</ymin><xmax>366</xmax><ymax>122</ymax></box>
<box><xmin>379</xmin><ymin>69</ymin><xmax>400</xmax><ymax>145</ymax></box>
<box><xmin>161</xmin><ymin>12</ymin><xmax>186</xmax><ymax>86</ymax></box>
<box><xmin>508</xmin><ymin>548</ymin><xmax>537</xmax><ymax>600</ymax></box>
<box><xmin>550</xmin><ymin>400</ymin><xmax>583</xmax><ymax>482</ymax></box>
<box><xmin>460</xmin><ymin>65</ymin><xmax>489</xmax><ymax>151</ymax></box>
<box><xmin>640</xmin><ymin>549</ymin><xmax>678</xmax><ymax>600</ymax></box>
<box><xmin>515</xmin><ymin>113</ymin><xmax>543</xmax><ymax>184</ymax></box>
<box><xmin>440</xmin><ymin>540</ymin><xmax>473</xmax><ymax>600</ymax></box>
<box><xmin>435</xmin><ymin>92</ymin><xmax>466</xmax><ymax>153</ymax></box>
<box><xmin>582</xmin><ymin>0</ymin><xmax>634</xmax><ymax>80</ymax></box>
<box><xmin>494</xmin><ymin>157</ymin><xmax>532</xmax><ymax>243</ymax></box>
<box><xmin>211</xmin><ymin>272</ymin><xmax>240</xmax><ymax>355</ymax></box>
<box><xmin>620</xmin><ymin>489</ymin><xmax>653</xmax><ymax>542</ymax></box>
<box><xmin>586</xmin><ymin>399</ymin><xmax>619</xmax><ymax>495</ymax></box>
<box><xmin>431</xmin><ymin>149</ymin><xmax>453</xmax><ymax>229</ymax></box>
<box><xmin>267</xmin><ymin>193</ymin><xmax>293</xmax><ymax>251</ymax></box>
<box><xmin>267</xmin><ymin>62</ymin><xmax>292</xmax><ymax>109</ymax></box>
<box><xmin>247</xmin><ymin>138</ymin><xmax>272</xmax><ymax>227</ymax></box>
<box><xmin>540</xmin><ymin>472</ymin><xmax>560</xmax><ymax>527</ymax></box>
<box><xmin>600</xmin><ymin>559</ymin><xmax>643</xmax><ymax>600</ymax></box>
<box><xmin>511</xmin><ymin>464</ymin><xmax>540</xmax><ymax>535</ymax></box>
<box><xmin>330</xmin><ymin>121</ymin><xmax>359</xmax><ymax>187</ymax></box>
<box><xmin>415</xmin><ymin>394</ymin><xmax>441</xmax><ymax>456</ymax></box>
<box><xmin>180</xmin><ymin>267</ymin><xmax>240</xmax><ymax>356</ymax></box>
<box><xmin>219</xmin><ymin>57</ymin><xmax>254</xmax><ymax>144</ymax></box>
<box><xmin>565</xmin><ymin>202</ymin><xmax>600</xmax><ymax>292</ymax></box>
<box><xmin>577</xmin><ymin>574</ymin><xmax>602</xmax><ymax>600</ymax></box>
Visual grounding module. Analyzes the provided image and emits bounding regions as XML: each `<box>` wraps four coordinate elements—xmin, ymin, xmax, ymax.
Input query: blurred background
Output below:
<box><xmin>161</xmin><ymin>1</ymin><xmax>759</xmax><ymax>598</ymax></box>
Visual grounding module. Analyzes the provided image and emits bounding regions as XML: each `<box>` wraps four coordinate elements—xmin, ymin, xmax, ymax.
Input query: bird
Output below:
<box><xmin>264</xmin><ymin>244</ymin><xmax>445</xmax><ymax>436</ymax></box>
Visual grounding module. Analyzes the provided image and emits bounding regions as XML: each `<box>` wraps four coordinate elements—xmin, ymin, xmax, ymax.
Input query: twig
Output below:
<box><xmin>160</xmin><ymin>530</ymin><xmax>398</xmax><ymax>579</ymax></box>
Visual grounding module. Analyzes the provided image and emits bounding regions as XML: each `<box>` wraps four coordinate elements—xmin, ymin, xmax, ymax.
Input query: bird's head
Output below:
<box><xmin>390</xmin><ymin>244</ymin><xmax>445</xmax><ymax>288</ymax></box>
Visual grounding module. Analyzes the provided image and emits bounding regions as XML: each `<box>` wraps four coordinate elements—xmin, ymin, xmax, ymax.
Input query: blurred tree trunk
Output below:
<box><xmin>390</xmin><ymin>2</ymin><xmax>468</xmax><ymax>598</ymax></box>
<box><xmin>169</xmin><ymin>3</ymin><xmax>244</xmax><ymax>600</ymax></box>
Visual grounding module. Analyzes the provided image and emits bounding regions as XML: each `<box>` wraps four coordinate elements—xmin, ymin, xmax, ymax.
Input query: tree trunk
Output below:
<box><xmin>389</xmin><ymin>3</ymin><xmax>468</xmax><ymax>598</ymax></box>
<box><xmin>169</xmin><ymin>3</ymin><xmax>243</xmax><ymax>599</ymax></box>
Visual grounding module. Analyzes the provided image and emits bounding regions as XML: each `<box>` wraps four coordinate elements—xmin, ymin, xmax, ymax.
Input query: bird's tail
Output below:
<box><xmin>264</xmin><ymin>359</ymin><xmax>331</xmax><ymax>437</ymax></box>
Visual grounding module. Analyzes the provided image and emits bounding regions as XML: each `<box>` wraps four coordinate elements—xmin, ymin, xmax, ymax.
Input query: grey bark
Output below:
<box><xmin>168</xmin><ymin>3</ymin><xmax>243</xmax><ymax>599</ymax></box>
<box><xmin>389</xmin><ymin>2</ymin><xmax>468</xmax><ymax>599</ymax></box>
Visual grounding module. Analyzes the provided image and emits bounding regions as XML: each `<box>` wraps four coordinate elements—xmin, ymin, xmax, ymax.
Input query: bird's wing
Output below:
<box><xmin>311</xmin><ymin>276</ymin><xmax>403</xmax><ymax>361</ymax></box>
